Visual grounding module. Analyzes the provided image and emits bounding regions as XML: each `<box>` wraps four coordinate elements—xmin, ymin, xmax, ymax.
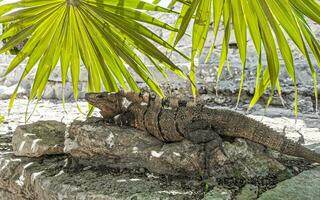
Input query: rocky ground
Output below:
<box><xmin>0</xmin><ymin>95</ymin><xmax>319</xmax><ymax>199</ymax></box>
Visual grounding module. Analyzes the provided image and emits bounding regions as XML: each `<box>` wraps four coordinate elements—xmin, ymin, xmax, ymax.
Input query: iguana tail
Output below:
<box><xmin>208</xmin><ymin>108</ymin><xmax>320</xmax><ymax>163</ymax></box>
<box><xmin>280</xmin><ymin>139</ymin><xmax>320</xmax><ymax>163</ymax></box>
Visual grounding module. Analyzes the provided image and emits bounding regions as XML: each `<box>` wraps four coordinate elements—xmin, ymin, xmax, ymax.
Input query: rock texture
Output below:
<box><xmin>236</xmin><ymin>184</ymin><xmax>259</xmax><ymax>200</ymax></box>
<box><xmin>0</xmin><ymin>152</ymin><xmax>203</xmax><ymax>200</ymax></box>
<box><xmin>0</xmin><ymin>131</ymin><xmax>200</xmax><ymax>200</ymax></box>
<box><xmin>203</xmin><ymin>187</ymin><xmax>232</xmax><ymax>200</ymax></box>
<box><xmin>12</xmin><ymin>121</ymin><xmax>65</xmax><ymax>157</ymax></box>
<box><xmin>66</xmin><ymin>118</ymin><xmax>291</xmax><ymax>180</ymax></box>
<box><xmin>65</xmin><ymin>118</ymin><xmax>205</xmax><ymax>177</ymax></box>
<box><xmin>258</xmin><ymin>166</ymin><xmax>320</xmax><ymax>200</ymax></box>
<box><xmin>0</xmin><ymin>117</ymin><xmax>319</xmax><ymax>199</ymax></box>
<box><xmin>209</xmin><ymin>139</ymin><xmax>289</xmax><ymax>180</ymax></box>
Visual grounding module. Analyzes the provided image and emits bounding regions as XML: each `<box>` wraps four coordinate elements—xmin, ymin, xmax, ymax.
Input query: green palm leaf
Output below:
<box><xmin>167</xmin><ymin>0</ymin><xmax>320</xmax><ymax>114</ymax></box>
<box><xmin>0</xmin><ymin>115</ymin><xmax>4</xmax><ymax>124</ymax></box>
<box><xmin>0</xmin><ymin>0</ymin><xmax>188</xmax><ymax>112</ymax></box>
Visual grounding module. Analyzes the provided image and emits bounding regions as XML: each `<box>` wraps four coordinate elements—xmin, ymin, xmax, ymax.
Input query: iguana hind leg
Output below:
<box><xmin>184</xmin><ymin>120</ymin><xmax>226</xmax><ymax>178</ymax></box>
<box><xmin>185</xmin><ymin>129</ymin><xmax>225</xmax><ymax>178</ymax></box>
<box><xmin>204</xmin><ymin>137</ymin><xmax>225</xmax><ymax>178</ymax></box>
<box><xmin>184</xmin><ymin>119</ymin><xmax>222</xmax><ymax>143</ymax></box>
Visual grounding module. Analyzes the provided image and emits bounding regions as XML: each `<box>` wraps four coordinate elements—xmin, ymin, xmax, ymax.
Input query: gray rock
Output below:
<box><xmin>65</xmin><ymin>118</ymin><xmax>205</xmax><ymax>177</ymax></box>
<box><xmin>296</xmin><ymin>97</ymin><xmax>314</xmax><ymax>112</ymax></box>
<box><xmin>235</xmin><ymin>184</ymin><xmax>258</xmax><ymax>200</ymax></box>
<box><xmin>208</xmin><ymin>139</ymin><xmax>290</xmax><ymax>180</ymax></box>
<box><xmin>35</xmin><ymin>167</ymin><xmax>197</xmax><ymax>200</ymax></box>
<box><xmin>203</xmin><ymin>187</ymin><xmax>232</xmax><ymax>200</ymax></box>
<box><xmin>2</xmin><ymin>69</ymin><xmax>22</xmax><ymax>87</ymax></box>
<box><xmin>0</xmin><ymin>135</ymin><xmax>198</xmax><ymax>200</ymax></box>
<box><xmin>41</xmin><ymin>83</ymin><xmax>55</xmax><ymax>99</ymax></box>
<box><xmin>0</xmin><ymin>134</ymin><xmax>13</xmax><ymax>152</ymax></box>
<box><xmin>12</xmin><ymin>121</ymin><xmax>66</xmax><ymax>157</ymax></box>
<box><xmin>0</xmin><ymin>189</ymin><xmax>26</xmax><ymax>200</ymax></box>
<box><xmin>258</xmin><ymin>166</ymin><xmax>320</xmax><ymax>200</ymax></box>
<box><xmin>0</xmin><ymin>85</ymin><xmax>26</xmax><ymax>100</ymax></box>
<box><xmin>66</xmin><ymin>118</ymin><xmax>290</xmax><ymax>180</ymax></box>
<box><xmin>53</xmin><ymin>82</ymin><xmax>74</xmax><ymax>100</ymax></box>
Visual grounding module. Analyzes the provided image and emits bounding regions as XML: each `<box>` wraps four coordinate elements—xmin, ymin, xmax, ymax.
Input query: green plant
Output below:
<box><xmin>1</xmin><ymin>23</ymin><xmax>27</xmax><ymax>55</ymax></box>
<box><xmin>1</xmin><ymin>0</ymin><xmax>320</xmax><ymax>115</ymax></box>
<box><xmin>0</xmin><ymin>115</ymin><xmax>4</xmax><ymax>124</ymax></box>
<box><xmin>166</xmin><ymin>0</ymin><xmax>320</xmax><ymax>114</ymax></box>
<box><xmin>0</xmin><ymin>0</ymin><xmax>188</xmax><ymax>112</ymax></box>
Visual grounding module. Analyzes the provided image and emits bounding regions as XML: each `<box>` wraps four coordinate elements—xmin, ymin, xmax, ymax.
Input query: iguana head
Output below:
<box><xmin>85</xmin><ymin>92</ymin><xmax>124</xmax><ymax>118</ymax></box>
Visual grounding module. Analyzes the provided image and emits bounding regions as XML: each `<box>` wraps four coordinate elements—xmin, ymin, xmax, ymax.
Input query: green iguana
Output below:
<box><xmin>85</xmin><ymin>91</ymin><xmax>320</xmax><ymax>171</ymax></box>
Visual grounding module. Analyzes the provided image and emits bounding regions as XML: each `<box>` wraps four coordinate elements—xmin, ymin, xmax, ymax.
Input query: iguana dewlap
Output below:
<box><xmin>85</xmin><ymin>91</ymin><xmax>320</xmax><ymax>164</ymax></box>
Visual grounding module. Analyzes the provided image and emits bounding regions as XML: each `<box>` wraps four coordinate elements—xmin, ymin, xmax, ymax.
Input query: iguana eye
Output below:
<box><xmin>96</xmin><ymin>94</ymin><xmax>103</xmax><ymax>98</ymax></box>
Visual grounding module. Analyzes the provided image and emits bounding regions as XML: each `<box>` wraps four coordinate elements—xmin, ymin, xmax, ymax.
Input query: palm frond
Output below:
<box><xmin>0</xmin><ymin>0</ymin><xmax>188</xmax><ymax>112</ymax></box>
<box><xmin>0</xmin><ymin>115</ymin><xmax>4</xmax><ymax>124</ymax></box>
<box><xmin>168</xmin><ymin>0</ymin><xmax>320</xmax><ymax>115</ymax></box>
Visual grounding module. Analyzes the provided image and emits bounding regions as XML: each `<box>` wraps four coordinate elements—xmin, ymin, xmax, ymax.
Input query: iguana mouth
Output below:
<box><xmin>84</xmin><ymin>93</ymin><xmax>98</xmax><ymax>105</ymax></box>
<box><xmin>85</xmin><ymin>92</ymin><xmax>111</xmax><ymax>106</ymax></box>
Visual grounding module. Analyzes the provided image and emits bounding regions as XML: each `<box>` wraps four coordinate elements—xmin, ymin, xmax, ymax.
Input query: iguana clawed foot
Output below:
<box><xmin>184</xmin><ymin>120</ymin><xmax>227</xmax><ymax>178</ymax></box>
<box><xmin>203</xmin><ymin>138</ymin><xmax>227</xmax><ymax>178</ymax></box>
<box><xmin>186</xmin><ymin>129</ymin><xmax>226</xmax><ymax>178</ymax></box>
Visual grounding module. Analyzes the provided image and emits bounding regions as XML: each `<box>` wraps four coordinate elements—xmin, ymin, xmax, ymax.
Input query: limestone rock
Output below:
<box><xmin>66</xmin><ymin>118</ymin><xmax>205</xmax><ymax>177</ymax></box>
<box><xmin>41</xmin><ymin>83</ymin><xmax>55</xmax><ymax>99</ymax></box>
<box><xmin>53</xmin><ymin>82</ymin><xmax>74</xmax><ymax>100</ymax></box>
<box><xmin>0</xmin><ymin>85</ymin><xmax>26</xmax><ymax>100</ymax></box>
<box><xmin>258</xmin><ymin>166</ymin><xmax>320</xmax><ymax>200</ymax></box>
<box><xmin>0</xmin><ymin>189</ymin><xmax>26</xmax><ymax>200</ymax></box>
<box><xmin>66</xmin><ymin>118</ymin><xmax>290</xmax><ymax>180</ymax></box>
<box><xmin>12</xmin><ymin>120</ymin><xmax>66</xmax><ymax>157</ymax></box>
<box><xmin>42</xmin><ymin>170</ymin><xmax>198</xmax><ymax>200</ymax></box>
<box><xmin>0</xmin><ymin>134</ymin><xmax>13</xmax><ymax>152</ymax></box>
<box><xmin>235</xmin><ymin>184</ymin><xmax>258</xmax><ymax>200</ymax></box>
<box><xmin>203</xmin><ymin>187</ymin><xmax>232</xmax><ymax>200</ymax></box>
<box><xmin>0</xmin><ymin>133</ymin><xmax>198</xmax><ymax>199</ymax></box>
<box><xmin>209</xmin><ymin>139</ymin><xmax>290</xmax><ymax>180</ymax></box>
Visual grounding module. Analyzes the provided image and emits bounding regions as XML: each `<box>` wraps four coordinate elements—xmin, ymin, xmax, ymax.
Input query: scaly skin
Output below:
<box><xmin>85</xmin><ymin>92</ymin><xmax>320</xmax><ymax>165</ymax></box>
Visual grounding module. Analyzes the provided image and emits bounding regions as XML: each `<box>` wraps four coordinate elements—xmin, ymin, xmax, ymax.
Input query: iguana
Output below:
<box><xmin>85</xmin><ymin>91</ymin><xmax>320</xmax><ymax>174</ymax></box>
